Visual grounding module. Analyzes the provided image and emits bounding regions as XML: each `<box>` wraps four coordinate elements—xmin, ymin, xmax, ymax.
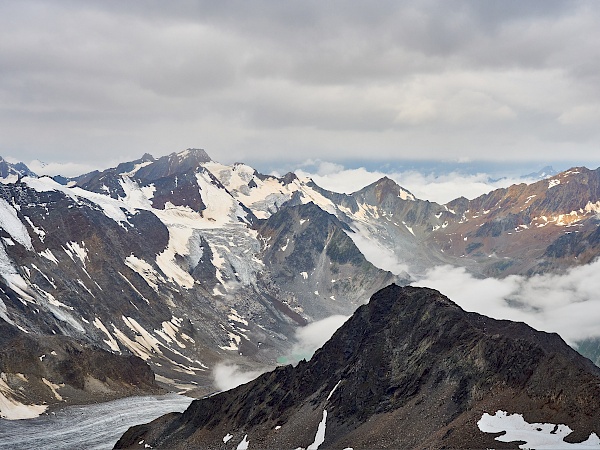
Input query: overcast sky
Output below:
<box><xmin>2</xmin><ymin>1</ymin><xmax>600</xmax><ymax>177</ymax></box>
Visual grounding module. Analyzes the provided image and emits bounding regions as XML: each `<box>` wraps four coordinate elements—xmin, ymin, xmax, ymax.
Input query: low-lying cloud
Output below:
<box><xmin>412</xmin><ymin>260</ymin><xmax>600</xmax><ymax>345</ymax></box>
<box><xmin>212</xmin><ymin>362</ymin><xmax>266</xmax><ymax>392</ymax></box>
<box><xmin>296</xmin><ymin>161</ymin><xmax>538</xmax><ymax>204</ymax></box>
<box><xmin>282</xmin><ymin>315</ymin><xmax>350</xmax><ymax>365</ymax></box>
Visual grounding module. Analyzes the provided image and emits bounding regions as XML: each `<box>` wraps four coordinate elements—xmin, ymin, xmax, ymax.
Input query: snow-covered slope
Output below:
<box><xmin>0</xmin><ymin>149</ymin><xmax>395</xmax><ymax>413</ymax></box>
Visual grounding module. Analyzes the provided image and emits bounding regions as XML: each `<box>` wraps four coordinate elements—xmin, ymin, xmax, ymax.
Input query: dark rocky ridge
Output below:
<box><xmin>116</xmin><ymin>285</ymin><xmax>600</xmax><ymax>449</ymax></box>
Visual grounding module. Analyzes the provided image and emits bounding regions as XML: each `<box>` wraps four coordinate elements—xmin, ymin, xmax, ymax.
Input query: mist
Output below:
<box><xmin>279</xmin><ymin>315</ymin><xmax>350</xmax><ymax>365</ymax></box>
<box><xmin>412</xmin><ymin>259</ymin><xmax>600</xmax><ymax>345</ymax></box>
<box><xmin>212</xmin><ymin>362</ymin><xmax>266</xmax><ymax>392</ymax></box>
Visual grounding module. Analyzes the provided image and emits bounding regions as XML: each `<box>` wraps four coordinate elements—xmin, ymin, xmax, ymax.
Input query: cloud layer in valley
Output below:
<box><xmin>412</xmin><ymin>260</ymin><xmax>600</xmax><ymax>345</ymax></box>
<box><xmin>294</xmin><ymin>160</ymin><xmax>544</xmax><ymax>203</ymax></box>
<box><xmin>2</xmin><ymin>1</ymin><xmax>600</xmax><ymax>169</ymax></box>
<box><xmin>281</xmin><ymin>315</ymin><xmax>350</xmax><ymax>365</ymax></box>
<box><xmin>212</xmin><ymin>362</ymin><xmax>267</xmax><ymax>392</ymax></box>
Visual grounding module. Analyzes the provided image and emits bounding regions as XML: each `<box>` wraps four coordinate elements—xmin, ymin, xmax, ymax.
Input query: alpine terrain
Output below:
<box><xmin>115</xmin><ymin>285</ymin><xmax>600</xmax><ymax>449</ymax></box>
<box><xmin>1</xmin><ymin>148</ymin><xmax>600</xmax><ymax>422</ymax></box>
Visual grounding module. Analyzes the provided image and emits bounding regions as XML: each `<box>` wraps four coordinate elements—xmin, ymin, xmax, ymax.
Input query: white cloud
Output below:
<box><xmin>345</xmin><ymin>225</ymin><xmax>409</xmax><ymax>276</ymax></box>
<box><xmin>212</xmin><ymin>362</ymin><xmax>266</xmax><ymax>392</ymax></box>
<box><xmin>296</xmin><ymin>161</ymin><xmax>536</xmax><ymax>204</ymax></box>
<box><xmin>412</xmin><ymin>259</ymin><xmax>600</xmax><ymax>345</ymax></box>
<box><xmin>282</xmin><ymin>315</ymin><xmax>350</xmax><ymax>364</ymax></box>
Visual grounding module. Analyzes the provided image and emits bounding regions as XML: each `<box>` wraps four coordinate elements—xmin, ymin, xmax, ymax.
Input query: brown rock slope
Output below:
<box><xmin>115</xmin><ymin>284</ymin><xmax>600</xmax><ymax>449</ymax></box>
<box><xmin>0</xmin><ymin>318</ymin><xmax>162</xmax><ymax>416</ymax></box>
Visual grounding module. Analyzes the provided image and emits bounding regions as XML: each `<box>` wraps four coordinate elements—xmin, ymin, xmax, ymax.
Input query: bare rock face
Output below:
<box><xmin>0</xmin><ymin>318</ymin><xmax>161</xmax><ymax>416</ymax></box>
<box><xmin>115</xmin><ymin>285</ymin><xmax>600</xmax><ymax>449</ymax></box>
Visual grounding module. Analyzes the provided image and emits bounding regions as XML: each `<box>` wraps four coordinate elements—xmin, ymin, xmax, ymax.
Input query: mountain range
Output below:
<box><xmin>1</xmin><ymin>149</ymin><xmax>600</xmax><ymax>422</ymax></box>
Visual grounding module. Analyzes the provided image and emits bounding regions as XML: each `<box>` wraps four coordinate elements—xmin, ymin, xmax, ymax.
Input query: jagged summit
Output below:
<box><xmin>523</xmin><ymin>165</ymin><xmax>558</xmax><ymax>180</ymax></box>
<box><xmin>171</xmin><ymin>148</ymin><xmax>211</xmax><ymax>162</ymax></box>
<box><xmin>116</xmin><ymin>284</ymin><xmax>600</xmax><ymax>449</ymax></box>
<box><xmin>0</xmin><ymin>156</ymin><xmax>36</xmax><ymax>180</ymax></box>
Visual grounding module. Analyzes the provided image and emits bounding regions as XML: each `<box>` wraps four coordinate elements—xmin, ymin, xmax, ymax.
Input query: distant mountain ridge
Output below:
<box><xmin>0</xmin><ymin>157</ymin><xmax>36</xmax><ymax>182</ymax></box>
<box><xmin>116</xmin><ymin>285</ymin><xmax>600</xmax><ymax>449</ymax></box>
<box><xmin>1</xmin><ymin>149</ymin><xmax>600</xmax><ymax>415</ymax></box>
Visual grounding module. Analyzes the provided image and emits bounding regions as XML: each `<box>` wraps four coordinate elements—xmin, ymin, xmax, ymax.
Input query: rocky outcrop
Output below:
<box><xmin>0</xmin><ymin>318</ymin><xmax>161</xmax><ymax>418</ymax></box>
<box><xmin>116</xmin><ymin>285</ymin><xmax>600</xmax><ymax>449</ymax></box>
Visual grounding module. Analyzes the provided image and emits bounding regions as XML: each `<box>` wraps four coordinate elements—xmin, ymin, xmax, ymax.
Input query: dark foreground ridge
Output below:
<box><xmin>116</xmin><ymin>284</ymin><xmax>600</xmax><ymax>449</ymax></box>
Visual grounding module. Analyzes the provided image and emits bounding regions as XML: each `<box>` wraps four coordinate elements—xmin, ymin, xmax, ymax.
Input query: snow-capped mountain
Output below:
<box><xmin>0</xmin><ymin>149</ymin><xmax>395</xmax><ymax>413</ymax></box>
<box><xmin>115</xmin><ymin>285</ymin><xmax>600</xmax><ymax>449</ymax></box>
<box><xmin>0</xmin><ymin>157</ymin><xmax>36</xmax><ymax>183</ymax></box>
<box><xmin>1</xmin><ymin>148</ymin><xmax>600</xmax><ymax>415</ymax></box>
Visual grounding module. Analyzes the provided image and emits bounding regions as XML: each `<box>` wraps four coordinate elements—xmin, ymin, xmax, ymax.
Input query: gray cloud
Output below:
<box><xmin>2</xmin><ymin>1</ymin><xmax>600</xmax><ymax>170</ymax></box>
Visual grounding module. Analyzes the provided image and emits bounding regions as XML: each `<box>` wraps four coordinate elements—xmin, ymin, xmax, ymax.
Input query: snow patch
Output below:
<box><xmin>236</xmin><ymin>435</ymin><xmax>249</xmax><ymax>450</ymax></box>
<box><xmin>548</xmin><ymin>178</ymin><xmax>561</xmax><ymax>188</ymax></box>
<box><xmin>0</xmin><ymin>198</ymin><xmax>33</xmax><ymax>250</ymax></box>
<box><xmin>478</xmin><ymin>410</ymin><xmax>600</xmax><ymax>449</ymax></box>
<box><xmin>0</xmin><ymin>373</ymin><xmax>47</xmax><ymax>420</ymax></box>
<box><xmin>93</xmin><ymin>317</ymin><xmax>121</xmax><ymax>352</ymax></box>
<box><xmin>41</xmin><ymin>377</ymin><xmax>63</xmax><ymax>401</ymax></box>
<box><xmin>39</xmin><ymin>249</ymin><xmax>59</xmax><ymax>265</ymax></box>
<box><xmin>308</xmin><ymin>410</ymin><xmax>327</xmax><ymax>450</ymax></box>
<box><xmin>125</xmin><ymin>254</ymin><xmax>162</xmax><ymax>292</ymax></box>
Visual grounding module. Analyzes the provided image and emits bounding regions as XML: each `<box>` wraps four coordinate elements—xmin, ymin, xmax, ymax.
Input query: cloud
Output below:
<box><xmin>281</xmin><ymin>315</ymin><xmax>350</xmax><ymax>364</ymax></box>
<box><xmin>411</xmin><ymin>259</ymin><xmax>600</xmax><ymax>345</ymax></box>
<box><xmin>296</xmin><ymin>161</ymin><xmax>537</xmax><ymax>204</ymax></box>
<box><xmin>212</xmin><ymin>362</ymin><xmax>266</xmax><ymax>392</ymax></box>
<box><xmin>1</xmin><ymin>2</ymin><xmax>600</xmax><ymax>168</ymax></box>
<box><xmin>345</xmin><ymin>225</ymin><xmax>409</xmax><ymax>276</ymax></box>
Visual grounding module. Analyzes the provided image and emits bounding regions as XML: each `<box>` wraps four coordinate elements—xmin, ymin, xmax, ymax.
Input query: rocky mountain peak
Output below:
<box><xmin>140</xmin><ymin>152</ymin><xmax>155</xmax><ymax>162</ymax></box>
<box><xmin>0</xmin><ymin>157</ymin><xmax>37</xmax><ymax>180</ymax></box>
<box><xmin>116</xmin><ymin>284</ymin><xmax>600</xmax><ymax>449</ymax></box>
<box><xmin>354</xmin><ymin>176</ymin><xmax>416</xmax><ymax>205</ymax></box>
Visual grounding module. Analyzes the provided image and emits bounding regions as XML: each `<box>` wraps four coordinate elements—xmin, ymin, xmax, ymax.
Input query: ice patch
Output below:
<box><xmin>223</xmin><ymin>433</ymin><xmax>233</xmax><ymax>443</ymax></box>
